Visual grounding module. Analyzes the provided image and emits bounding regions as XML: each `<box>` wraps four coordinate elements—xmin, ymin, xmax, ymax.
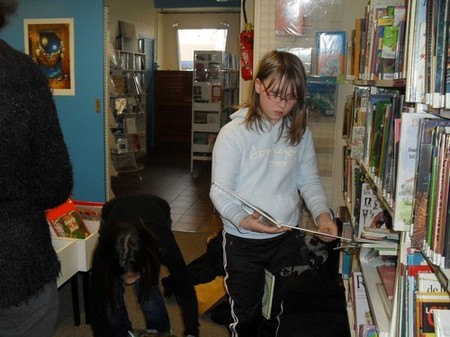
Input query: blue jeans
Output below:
<box><xmin>106</xmin><ymin>278</ymin><xmax>171</xmax><ymax>337</ymax></box>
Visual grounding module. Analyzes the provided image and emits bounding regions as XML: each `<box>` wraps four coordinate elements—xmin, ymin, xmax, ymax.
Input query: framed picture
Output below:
<box><xmin>24</xmin><ymin>18</ymin><xmax>75</xmax><ymax>95</ymax></box>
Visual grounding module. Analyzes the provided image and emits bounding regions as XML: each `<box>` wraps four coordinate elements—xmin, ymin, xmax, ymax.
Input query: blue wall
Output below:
<box><xmin>0</xmin><ymin>0</ymin><xmax>106</xmax><ymax>202</ymax></box>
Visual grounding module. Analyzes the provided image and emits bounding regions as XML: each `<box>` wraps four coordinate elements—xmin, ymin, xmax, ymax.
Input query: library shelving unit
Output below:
<box><xmin>109</xmin><ymin>47</ymin><xmax>147</xmax><ymax>180</ymax></box>
<box><xmin>190</xmin><ymin>50</ymin><xmax>239</xmax><ymax>172</ymax></box>
<box><xmin>342</xmin><ymin>0</ymin><xmax>450</xmax><ymax>336</ymax></box>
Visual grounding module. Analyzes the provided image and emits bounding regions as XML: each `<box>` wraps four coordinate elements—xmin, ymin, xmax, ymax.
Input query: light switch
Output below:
<box><xmin>95</xmin><ymin>98</ymin><xmax>101</xmax><ymax>113</ymax></box>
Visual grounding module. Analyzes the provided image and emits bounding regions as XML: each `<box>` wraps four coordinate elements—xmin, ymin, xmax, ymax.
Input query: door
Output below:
<box><xmin>140</xmin><ymin>36</ymin><xmax>155</xmax><ymax>149</ymax></box>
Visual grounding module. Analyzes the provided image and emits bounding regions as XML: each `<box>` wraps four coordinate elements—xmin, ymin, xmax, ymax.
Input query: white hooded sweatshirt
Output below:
<box><xmin>210</xmin><ymin>107</ymin><xmax>331</xmax><ymax>240</ymax></box>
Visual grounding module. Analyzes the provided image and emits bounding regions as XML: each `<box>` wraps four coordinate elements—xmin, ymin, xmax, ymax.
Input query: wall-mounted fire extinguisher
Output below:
<box><xmin>240</xmin><ymin>23</ymin><xmax>254</xmax><ymax>81</ymax></box>
<box><xmin>240</xmin><ymin>0</ymin><xmax>253</xmax><ymax>81</ymax></box>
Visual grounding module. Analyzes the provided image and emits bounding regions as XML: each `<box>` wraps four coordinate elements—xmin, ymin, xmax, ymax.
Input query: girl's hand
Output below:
<box><xmin>239</xmin><ymin>212</ymin><xmax>290</xmax><ymax>234</ymax></box>
<box><xmin>316</xmin><ymin>212</ymin><xmax>338</xmax><ymax>242</ymax></box>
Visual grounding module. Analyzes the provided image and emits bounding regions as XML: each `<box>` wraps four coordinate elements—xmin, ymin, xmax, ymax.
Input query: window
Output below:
<box><xmin>177</xmin><ymin>29</ymin><xmax>228</xmax><ymax>70</ymax></box>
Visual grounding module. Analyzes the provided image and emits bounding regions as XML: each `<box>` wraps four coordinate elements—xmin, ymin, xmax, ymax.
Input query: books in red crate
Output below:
<box><xmin>46</xmin><ymin>198</ymin><xmax>91</xmax><ymax>239</ymax></box>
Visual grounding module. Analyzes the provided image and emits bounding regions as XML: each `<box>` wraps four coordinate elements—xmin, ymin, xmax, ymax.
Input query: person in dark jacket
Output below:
<box><xmin>0</xmin><ymin>1</ymin><xmax>74</xmax><ymax>336</ymax></box>
<box><xmin>89</xmin><ymin>193</ymin><xmax>200</xmax><ymax>337</ymax></box>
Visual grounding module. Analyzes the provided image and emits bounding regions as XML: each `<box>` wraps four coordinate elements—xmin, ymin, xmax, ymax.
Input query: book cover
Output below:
<box><xmin>357</xmin><ymin>182</ymin><xmax>385</xmax><ymax>238</ymax></box>
<box><xmin>352</xmin><ymin>272</ymin><xmax>373</xmax><ymax>337</ymax></box>
<box><xmin>372</xmin><ymin>14</ymin><xmax>394</xmax><ymax>80</ymax></box>
<box><xmin>305</xmin><ymin>76</ymin><xmax>337</xmax><ymax>117</ymax></box>
<box><xmin>405</xmin><ymin>0</ymin><xmax>427</xmax><ymax>103</ymax></box>
<box><xmin>46</xmin><ymin>198</ymin><xmax>91</xmax><ymax>239</ymax></box>
<box><xmin>316</xmin><ymin>31</ymin><xmax>346</xmax><ymax>78</ymax></box>
<box><xmin>416</xmin><ymin>292</ymin><xmax>450</xmax><ymax>337</ymax></box>
<box><xmin>393</xmin><ymin>112</ymin><xmax>429</xmax><ymax>231</ymax></box>
<box><xmin>262</xmin><ymin>269</ymin><xmax>275</xmax><ymax>319</ymax></box>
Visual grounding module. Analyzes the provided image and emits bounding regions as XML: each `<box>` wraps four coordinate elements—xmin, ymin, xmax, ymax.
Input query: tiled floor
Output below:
<box><xmin>112</xmin><ymin>143</ymin><xmax>223</xmax><ymax>234</ymax></box>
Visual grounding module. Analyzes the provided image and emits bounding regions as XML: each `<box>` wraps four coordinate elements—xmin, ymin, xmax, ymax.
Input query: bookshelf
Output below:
<box><xmin>190</xmin><ymin>50</ymin><xmax>239</xmax><ymax>172</ymax></box>
<box><xmin>342</xmin><ymin>0</ymin><xmax>450</xmax><ymax>336</ymax></box>
<box><xmin>109</xmin><ymin>48</ymin><xmax>147</xmax><ymax>175</ymax></box>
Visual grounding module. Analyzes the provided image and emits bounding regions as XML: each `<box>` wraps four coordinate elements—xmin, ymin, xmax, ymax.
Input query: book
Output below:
<box><xmin>377</xmin><ymin>265</ymin><xmax>396</xmax><ymax>300</ymax></box>
<box><xmin>363</xmin><ymin>94</ymin><xmax>392</xmax><ymax>166</ymax></box>
<box><xmin>431</xmin><ymin>0</ymin><xmax>449</xmax><ymax>108</ymax></box>
<box><xmin>46</xmin><ymin>198</ymin><xmax>91</xmax><ymax>239</ymax></box>
<box><xmin>353</xmin><ymin>18</ymin><xmax>366</xmax><ymax>80</ymax></box>
<box><xmin>406</xmin><ymin>250</ymin><xmax>432</xmax><ymax>337</ymax></box>
<box><xmin>305</xmin><ymin>76</ymin><xmax>338</xmax><ymax>117</ymax></box>
<box><xmin>262</xmin><ymin>269</ymin><xmax>275</xmax><ymax>319</ymax></box>
<box><xmin>339</xmin><ymin>221</ymin><xmax>354</xmax><ymax>279</ymax></box>
<box><xmin>415</xmin><ymin>292</ymin><xmax>450</xmax><ymax>337</ymax></box>
<box><xmin>405</xmin><ymin>0</ymin><xmax>427</xmax><ymax>103</ymax></box>
<box><xmin>211</xmin><ymin>181</ymin><xmax>348</xmax><ymax>242</ymax></box>
<box><xmin>392</xmin><ymin>112</ymin><xmax>429</xmax><ymax>231</ymax></box>
<box><xmin>352</xmin><ymin>272</ymin><xmax>373</xmax><ymax>337</ymax></box>
<box><xmin>316</xmin><ymin>31</ymin><xmax>347</xmax><ymax>79</ymax></box>
<box><xmin>433</xmin><ymin>309</ymin><xmax>450</xmax><ymax>337</ymax></box>
<box><xmin>425</xmin><ymin>128</ymin><xmax>450</xmax><ymax>266</ymax></box>
<box><xmin>357</xmin><ymin>182</ymin><xmax>385</xmax><ymax>238</ymax></box>
<box><xmin>411</xmin><ymin>117</ymin><xmax>450</xmax><ymax>249</ymax></box>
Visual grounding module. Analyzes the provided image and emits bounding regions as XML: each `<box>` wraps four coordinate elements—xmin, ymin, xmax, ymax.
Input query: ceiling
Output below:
<box><xmin>154</xmin><ymin>0</ymin><xmax>241</xmax><ymax>12</ymax></box>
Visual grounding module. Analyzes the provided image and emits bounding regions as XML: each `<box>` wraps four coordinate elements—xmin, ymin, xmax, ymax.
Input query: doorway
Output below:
<box><xmin>140</xmin><ymin>36</ymin><xmax>155</xmax><ymax>149</ymax></box>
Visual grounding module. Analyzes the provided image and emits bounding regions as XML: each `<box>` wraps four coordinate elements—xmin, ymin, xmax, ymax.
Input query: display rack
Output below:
<box><xmin>109</xmin><ymin>46</ymin><xmax>147</xmax><ymax>184</ymax></box>
<box><xmin>190</xmin><ymin>50</ymin><xmax>239</xmax><ymax>172</ymax></box>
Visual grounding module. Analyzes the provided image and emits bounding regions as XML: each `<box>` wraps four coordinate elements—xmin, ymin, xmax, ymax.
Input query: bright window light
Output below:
<box><xmin>177</xmin><ymin>29</ymin><xmax>228</xmax><ymax>70</ymax></box>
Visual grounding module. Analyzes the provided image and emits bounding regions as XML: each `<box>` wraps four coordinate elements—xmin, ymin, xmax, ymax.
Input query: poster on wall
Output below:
<box><xmin>24</xmin><ymin>18</ymin><xmax>75</xmax><ymax>95</ymax></box>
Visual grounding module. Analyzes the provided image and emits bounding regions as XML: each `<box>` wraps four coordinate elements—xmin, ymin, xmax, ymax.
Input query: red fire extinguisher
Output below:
<box><xmin>240</xmin><ymin>22</ymin><xmax>254</xmax><ymax>81</ymax></box>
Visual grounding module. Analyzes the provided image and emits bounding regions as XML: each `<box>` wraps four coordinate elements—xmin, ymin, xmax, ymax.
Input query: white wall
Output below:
<box><xmin>156</xmin><ymin>12</ymin><xmax>240</xmax><ymax>70</ymax></box>
<box><xmin>105</xmin><ymin>0</ymin><xmax>157</xmax><ymax>49</ymax></box>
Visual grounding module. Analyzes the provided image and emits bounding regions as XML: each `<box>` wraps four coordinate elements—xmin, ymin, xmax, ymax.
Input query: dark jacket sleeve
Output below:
<box><xmin>161</xmin><ymin>231</ymin><xmax>200</xmax><ymax>337</ymax></box>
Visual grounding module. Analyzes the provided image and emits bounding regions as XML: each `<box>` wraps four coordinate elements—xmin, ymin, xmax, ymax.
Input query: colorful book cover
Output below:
<box><xmin>316</xmin><ymin>31</ymin><xmax>346</xmax><ymax>79</ymax></box>
<box><xmin>46</xmin><ymin>198</ymin><xmax>91</xmax><ymax>239</ymax></box>
<box><xmin>305</xmin><ymin>76</ymin><xmax>337</xmax><ymax>117</ymax></box>
<box><xmin>393</xmin><ymin>112</ymin><xmax>429</xmax><ymax>231</ymax></box>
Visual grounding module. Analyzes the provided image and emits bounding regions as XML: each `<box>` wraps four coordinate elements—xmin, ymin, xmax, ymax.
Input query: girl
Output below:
<box><xmin>210</xmin><ymin>50</ymin><xmax>338</xmax><ymax>337</ymax></box>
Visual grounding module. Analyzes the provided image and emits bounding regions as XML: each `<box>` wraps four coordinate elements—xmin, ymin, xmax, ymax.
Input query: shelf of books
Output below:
<box><xmin>109</xmin><ymin>45</ymin><xmax>147</xmax><ymax>175</ymax></box>
<box><xmin>342</xmin><ymin>0</ymin><xmax>450</xmax><ymax>335</ymax></box>
<box><xmin>190</xmin><ymin>50</ymin><xmax>239</xmax><ymax>172</ymax></box>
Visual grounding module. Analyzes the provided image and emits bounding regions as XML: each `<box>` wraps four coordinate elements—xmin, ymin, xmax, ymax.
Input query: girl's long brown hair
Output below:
<box><xmin>243</xmin><ymin>50</ymin><xmax>307</xmax><ymax>146</ymax></box>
